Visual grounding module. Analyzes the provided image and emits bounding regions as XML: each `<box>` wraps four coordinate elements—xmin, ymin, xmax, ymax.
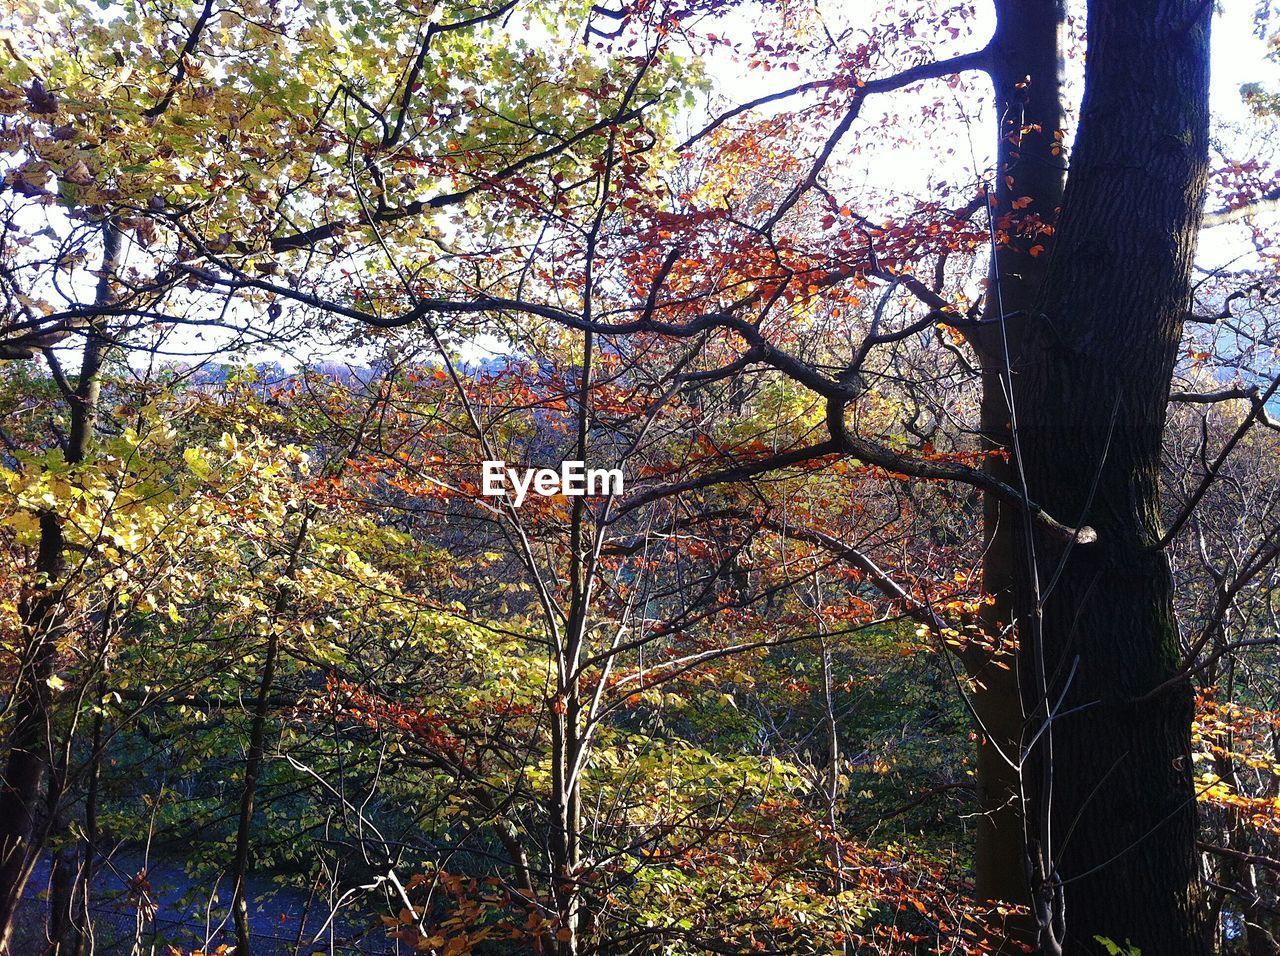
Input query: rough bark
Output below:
<box><xmin>999</xmin><ymin>1</ymin><xmax>1213</xmax><ymax>950</ymax></box>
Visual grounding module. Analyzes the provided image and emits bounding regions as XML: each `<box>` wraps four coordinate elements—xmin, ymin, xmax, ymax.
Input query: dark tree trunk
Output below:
<box><xmin>0</xmin><ymin>224</ymin><xmax>120</xmax><ymax>953</ymax></box>
<box><xmin>230</xmin><ymin>627</ymin><xmax>280</xmax><ymax>954</ymax></box>
<box><xmin>231</xmin><ymin>512</ymin><xmax>309</xmax><ymax>954</ymax></box>
<box><xmin>993</xmin><ymin>1</ymin><xmax>1213</xmax><ymax>951</ymax></box>
<box><xmin>0</xmin><ymin>511</ymin><xmax>67</xmax><ymax>950</ymax></box>
<box><xmin>973</xmin><ymin>0</ymin><xmax>1069</xmax><ymax>919</ymax></box>
<box><xmin>74</xmin><ymin>698</ymin><xmax>105</xmax><ymax>956</ymax></box>
<box><xmin>45</xmin><ymin>835</ymin><xmax>81</xmax><ymax>956</ymax></box>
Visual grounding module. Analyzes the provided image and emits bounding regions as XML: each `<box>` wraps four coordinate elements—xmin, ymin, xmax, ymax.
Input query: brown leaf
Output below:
<box><xmin>26</xmin><ymin>78</ymin><xmax>58</xmax><ymax>114</ymax></box>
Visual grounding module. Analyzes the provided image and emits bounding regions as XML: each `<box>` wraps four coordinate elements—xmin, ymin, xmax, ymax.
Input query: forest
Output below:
<box><xmin>1</xmin><ymin>0</ymin><xmax>1279</xmax><ymax>953</ymax></box>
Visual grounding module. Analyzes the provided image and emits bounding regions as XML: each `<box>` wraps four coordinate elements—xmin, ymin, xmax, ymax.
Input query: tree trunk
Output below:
<box><xmin>0</xmin><ymin>223</ymin><xmax>121</xmax><ymax>952</ymax></box>
<box><xmin>45</xmin><ymin>835</ymin><xmax>80</xmax><ymax>956</ymax></box>
<box><xmin>973</xmin><ymin>0</ymin><xmax>1069</xmax><ymax>920</ymax></box>
<box><xmin>44</xmin><ymin>741</ymin><xmax>86</xmax><ymax>956</ymax></box>
<box><xmin>74</xmin><ymin>696</ymin><xmax>105</xmax><ymax>956</ymax></box>
<box><xmin>997</xmin><ymin>1</ymin><xmax>1213</xmax><ymax>950</ymax></box>
<box><xmin>0</xmin><ymin>512</ymin><xmax>66</xmax><ymax>952</ymax></box>
<box><xmin>230</xmin><ymin>513</ymin><xmax>310</xmax><ymax>954</ymax></box>
<box><xmin>230</xmin><ymin>625</ymin><xmax>280</xmax><ymax>953</ymax></box>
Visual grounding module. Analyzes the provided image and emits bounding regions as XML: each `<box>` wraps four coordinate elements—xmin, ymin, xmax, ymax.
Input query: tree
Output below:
<box><xmin>983</xmin><ymin>3</ymin><xmax>1212</xmax><ymax>949</ymax></box>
